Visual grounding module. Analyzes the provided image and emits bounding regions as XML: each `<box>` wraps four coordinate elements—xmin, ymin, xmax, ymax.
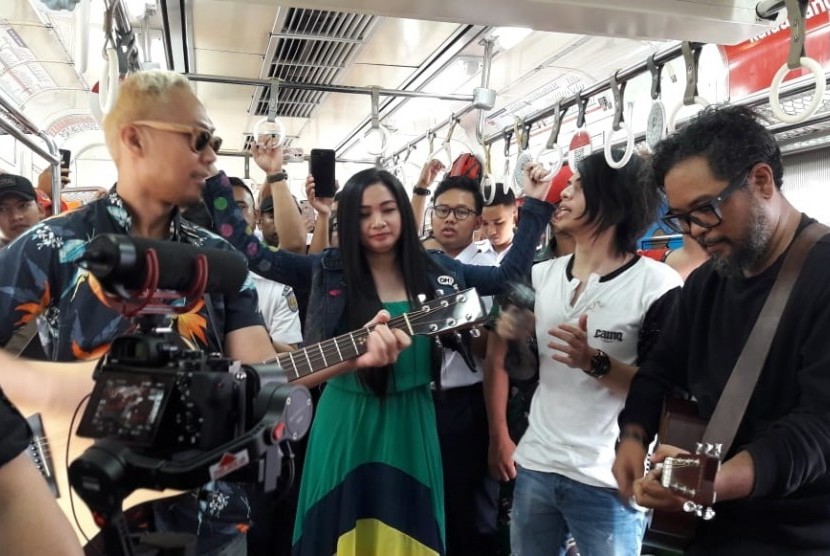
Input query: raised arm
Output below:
<box><xmin>450</xmin><ymin>165</ymin><xmax>554</xmax><ymax>295</ymax></box>
<box><xmin>411</xmin><ymin>159</ymin><xmax>445</xmax><ymax>234</ymax></box>
<box><xmin>306</xmin><ymin>175</ymin><xmax>334</xmax><ymax>254</ymax></box>
<box><xmin>203</xmin><ymin>171</ymin><xmax>315</xmax><ymax>294</ymax></box>
<box><xmin>251</xmin><ymin>144</ymin><xmax>307</xmax><ymax>253</ymax></box>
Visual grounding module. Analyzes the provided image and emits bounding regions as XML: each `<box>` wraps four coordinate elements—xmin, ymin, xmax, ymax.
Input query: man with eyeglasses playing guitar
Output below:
<box><xmin>613</xmin><ymin>105</ymin><xmax>830</xmax><ymax>555</ymax></box>
<box><xmin>0</xmin><ymin>70</ymin><xmax>409</xmax><ymax>555</ymax></box>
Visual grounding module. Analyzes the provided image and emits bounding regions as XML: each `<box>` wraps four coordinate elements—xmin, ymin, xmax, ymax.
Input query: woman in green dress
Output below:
<box><xmin>203</xmin><ymin>163</ymin><xmax>553</xmax><ymax>555</ymax></box>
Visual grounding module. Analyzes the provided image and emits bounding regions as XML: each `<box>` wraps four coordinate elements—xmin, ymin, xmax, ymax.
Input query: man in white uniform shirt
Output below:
<box><xmin>427</xmin><ymin>175</ymin><xmax>500</xmax><ymax>555</ymax></box>
<box><xmin>229</xmin><ymin>178</ymin><xmax>302</xmax><ymax>350</ymax></box>
<box><xmin>497</xmin><ymin>151</ymin><xmax>681</xmax><ymax>556</ymax></box>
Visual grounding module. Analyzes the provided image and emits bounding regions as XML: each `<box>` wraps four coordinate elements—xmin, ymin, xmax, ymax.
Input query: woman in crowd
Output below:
<box><xmin>202</xmin><ymin>159</ymin><xmax>553</xmax><ymax>556</ymax></box>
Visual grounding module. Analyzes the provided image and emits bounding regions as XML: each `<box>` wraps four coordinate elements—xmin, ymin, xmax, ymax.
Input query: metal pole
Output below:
<box><xmin>185</xmin><ymin>73</ymin><xmax>474</xmax><ymax>103</ymax></box>
<box><xmin>756</xmin><ymin>0</ymin><xmax>787</xmax><ymax>20</ymax></box>
<box><xmin>0</xmin><ymin>95</ymin><xmax>60</xmax><ymax>165</ymax></box>
<box><xmin>382</xmin><ymin>104</ymin><xmax>478</xmax><ymax>162</ymax></box>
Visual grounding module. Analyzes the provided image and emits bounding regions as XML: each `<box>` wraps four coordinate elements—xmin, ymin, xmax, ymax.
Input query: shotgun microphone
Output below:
<box><xmin>77</xmin><ymin>233</ymin><xmax>249</xmax><ymax>297</ymax></box>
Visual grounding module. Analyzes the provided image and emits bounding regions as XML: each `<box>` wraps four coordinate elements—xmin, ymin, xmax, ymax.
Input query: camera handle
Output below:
<box><xmin>70</xmin><ymin>382</ymin><xmax>308</xmax><ymax>556</ymax></box>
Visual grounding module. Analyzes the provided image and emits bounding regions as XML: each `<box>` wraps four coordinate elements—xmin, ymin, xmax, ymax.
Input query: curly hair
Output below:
<box><xmin>652</xmin><ymin>104</ymin><xmax>783</xmax><ymax>189</ymax></box>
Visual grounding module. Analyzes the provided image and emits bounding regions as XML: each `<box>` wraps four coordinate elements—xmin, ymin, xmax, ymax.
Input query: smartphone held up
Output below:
<box><xmin>310</xmin><ymin>148</ymin><xmax>336</xmax><ymax>198</ymax></box>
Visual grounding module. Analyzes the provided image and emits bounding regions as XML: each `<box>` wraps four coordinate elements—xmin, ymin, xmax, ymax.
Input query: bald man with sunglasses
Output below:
<box><xmin>0</xmin><ymin>70</ymin><xmax>409</xmax><ymax>555</ymax></box>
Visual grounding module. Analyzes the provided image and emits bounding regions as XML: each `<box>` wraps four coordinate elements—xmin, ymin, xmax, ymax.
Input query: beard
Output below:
<box><xmin>706</xmin><ymin>198</ymin><xmax>773</xmax><ymax>279</ymax></box>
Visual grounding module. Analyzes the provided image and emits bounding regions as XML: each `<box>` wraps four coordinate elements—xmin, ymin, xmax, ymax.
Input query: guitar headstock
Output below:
<box><xmin>407</xmin><ymin>288</ymin><xmax>487</xmax><ymax>337</ymax></box>
<box><xmin>660</xmin><ymin>443</ymin><xmax>721</xmax><ymax>520</ymax></box>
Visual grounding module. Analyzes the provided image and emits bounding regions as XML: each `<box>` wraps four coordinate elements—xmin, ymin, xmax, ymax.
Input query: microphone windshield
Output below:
<box><xmin>78</xmin><ymin>234</ymin><xmax>249</xmax><ymax>298</ymax></box>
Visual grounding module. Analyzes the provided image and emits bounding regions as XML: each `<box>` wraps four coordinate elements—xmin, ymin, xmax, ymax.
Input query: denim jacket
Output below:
<box><xmin>203</xmin><ymin>172</ymin><xmax>553</xmax><ymax>343</ymax></box>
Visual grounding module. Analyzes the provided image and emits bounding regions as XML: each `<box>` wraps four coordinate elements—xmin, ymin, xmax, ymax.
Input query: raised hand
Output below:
<box><xmin>252</xmin><ymin>143</ymin><xmax>284</xmax><ymax>174</ymax></box>
<box><xmin>417</xmin><ymin>159</ymin><xmax>446</xmax><ymax>189</ymax></box>
<box><xmin>522</xmin><ymin>161</ymin><xmax>553</xmax><ymax>201</ymax></box>
<box><xmin>305</xmin><ymin>175</ymin><xmax>333</xmax><ymax>217</ymax></box>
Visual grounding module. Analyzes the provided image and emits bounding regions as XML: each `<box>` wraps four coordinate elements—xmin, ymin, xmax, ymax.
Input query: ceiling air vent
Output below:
<box><xmin>253</xmin><ymin>8</ymin><xmax>377</xmax><ymax>120</ymax></box>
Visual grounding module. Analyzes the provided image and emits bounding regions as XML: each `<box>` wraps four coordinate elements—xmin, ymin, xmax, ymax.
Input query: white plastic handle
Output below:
<box><xmin>252</xmin><ymin>118</ymin><xmax>286</xmax><ymax>149</ymax></box>
<box><xmin>427</xmin><ymin>140</ymin><xmax>452</xmax><ymax>168</ymax></box>
<box><xmin>363</xmin><ymin>125</ymin><xmax>390</xmax><ymax>156</ymax></box>
<box><xmin>99</xmin><ymin>46</ymin><xmax>119</xmax><ymax>115</ymax></box>
<box><xmin>668</xmin><ymin>96</ymin><xmax>711</xmax><ymax>133</ymax></box>
<box><xmin>537</xmin><ymin>143</ymin><xmax>564</xmax><ymax>182</ymax></box>
<box><xmin>769</xmin><ymin>57</ymin><xmax>826</xmax><ymax>124</ymax></box>
<box><xmin>604</xmin><ymin>121</ymin><xmax>635</xmax><ymax>169</ymax></box>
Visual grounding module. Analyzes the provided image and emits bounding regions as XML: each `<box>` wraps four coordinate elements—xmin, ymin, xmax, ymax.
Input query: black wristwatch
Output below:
<box><xmin>412</xmin><ymin>186</ymin><xmax>431</xmax><ymax>196</ymax></box>
<box><xmin>584</xmin><ymin>349</ymin><xmax>611</xmax><ymax>379</ymax></box>
<box><xmin>266</xmin><ymin>171</ymin><xmax>288</xmax><ymax>183</ymax></box>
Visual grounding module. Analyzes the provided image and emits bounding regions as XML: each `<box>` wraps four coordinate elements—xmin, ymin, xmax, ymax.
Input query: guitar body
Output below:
<box><xmin>20</xmin><ymin>400</ymin><xmax>181</xmax><ymax>544</ymax></box>
<box><xmin>644</xmin><ymin>398</ymin><xmax>707</xmax><ymax>551</ymax></box>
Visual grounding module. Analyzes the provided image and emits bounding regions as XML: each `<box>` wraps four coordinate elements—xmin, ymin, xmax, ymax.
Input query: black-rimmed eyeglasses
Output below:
<box><xmin>433</xmin><ymin>205</ymin><xmax>477</xmax><ymax>220</ymax></box>
<box><xmin>660</xmin><ymin>165</ymin><xmax>755</xmax><ymax>235</ymax></box>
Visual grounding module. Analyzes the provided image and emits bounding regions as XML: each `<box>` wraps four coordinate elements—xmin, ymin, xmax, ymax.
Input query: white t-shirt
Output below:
<box><xmin>514</xmin><ymin>255</ymin><xmax>682</xmax><ymax>488</ymax></box>
<box><xmin>251</xmin><ymin>273</ymin><xmax>303</xmax><ymax>345</ymax></box>
<box><xmin>439</xmin><ymin>241</ymin><xmax>498</xmax><ymax>389</ymax></box>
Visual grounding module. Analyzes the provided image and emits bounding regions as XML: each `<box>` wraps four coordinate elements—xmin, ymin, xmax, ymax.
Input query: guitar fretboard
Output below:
<box><xmin>276</xmin><ymin>313</ymin><xmax>415</xmax><ymax>380</ymax></box>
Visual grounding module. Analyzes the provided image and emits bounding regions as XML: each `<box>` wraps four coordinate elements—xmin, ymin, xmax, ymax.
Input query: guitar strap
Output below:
<box><xmin>701</xmin><ymin>222</ymin><xmax>830</xmax><ymax>454</ymax></box>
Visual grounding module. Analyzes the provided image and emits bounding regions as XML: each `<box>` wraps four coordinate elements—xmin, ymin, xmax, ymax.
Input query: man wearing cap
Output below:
<box><xmin>0</xmin><ymin>173</ymin><xmax>44</xmax><ymax>249</ymax></box>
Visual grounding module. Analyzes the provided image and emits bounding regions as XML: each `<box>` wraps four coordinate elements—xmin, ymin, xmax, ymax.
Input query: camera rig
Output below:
<box><xmin>69</xmin><ymin>234</ymin><xmax>313</xmax><ymax>556</ymax></box>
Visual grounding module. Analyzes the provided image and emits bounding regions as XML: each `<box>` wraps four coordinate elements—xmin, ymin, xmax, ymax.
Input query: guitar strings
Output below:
<box><xmin>276</xmin><ymin>296</ymin><xmax>481</xmax><ymax>375</ymax></box>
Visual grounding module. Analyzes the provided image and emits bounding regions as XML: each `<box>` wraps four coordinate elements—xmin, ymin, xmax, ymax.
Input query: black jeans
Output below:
<box><xmin>434</xmin><ymin>382</ymin><xmax>499</xmax><ymax>556</ymax></box>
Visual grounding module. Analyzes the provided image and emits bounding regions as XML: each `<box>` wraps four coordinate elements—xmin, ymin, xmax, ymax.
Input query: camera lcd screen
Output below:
<box><xmin>78</xmin><ymin>373</ymin><xmax>173</xmax><ymax>446</ymax></box>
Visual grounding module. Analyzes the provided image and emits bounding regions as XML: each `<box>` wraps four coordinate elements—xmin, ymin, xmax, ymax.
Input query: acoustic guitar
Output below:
<box><xmin>20</xmin><ymin>287</ymin><xmax>489</xmax><ymax>543</ymax></box>
<box><xmin>644</xmin><ymin>398</ymin><xmax>721</xmax><ymax>551</ymax></box>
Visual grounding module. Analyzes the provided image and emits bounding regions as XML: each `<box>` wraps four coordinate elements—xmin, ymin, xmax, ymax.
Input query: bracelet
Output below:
<box><xmin>267</xmin><ymin>171</ymin><xmax>288</xmax><ymax>183</ymax></box>
<box><xmin>412</xmin><ymin>186</ymin><xmax>431</xmax><ymax>196</ymax></box>
<box><xmin>616</xmin><ymin>429</ymin><xmax>648</xmax><ymax>451</ymax></box>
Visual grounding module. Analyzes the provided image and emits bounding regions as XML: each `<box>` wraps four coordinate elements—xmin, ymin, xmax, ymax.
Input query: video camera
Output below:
<box><xmin>68</xmin><ymin>234</ymin><xmax>313</xmax><ymax>556</ymax></box>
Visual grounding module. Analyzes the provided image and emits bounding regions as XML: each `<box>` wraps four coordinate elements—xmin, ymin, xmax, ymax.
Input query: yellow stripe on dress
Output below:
<box><xmin>335</xmin><ymin>518</ymin><xmax>441</xmax><ymax>556</ymax></box>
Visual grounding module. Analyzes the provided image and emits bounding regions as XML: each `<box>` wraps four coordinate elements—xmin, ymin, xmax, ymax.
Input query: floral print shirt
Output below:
<box><xmin>0</xmin><ymin>189</ymin><xmax>262</xmax><ymax>547</ymax></box>
<box><xmin>0</xmin><ymin>190</ymin><xmax>263</xmax><ymax>360</ymax></box>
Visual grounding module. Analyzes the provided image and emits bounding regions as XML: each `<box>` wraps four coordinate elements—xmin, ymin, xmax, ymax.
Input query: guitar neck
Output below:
<box><xmin>277</xmin><ymin>313</ymin><xmax>413</xmax><ymax>381</ymax></box>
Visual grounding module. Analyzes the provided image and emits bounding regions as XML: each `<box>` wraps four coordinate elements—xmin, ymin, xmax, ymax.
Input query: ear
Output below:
<box><xmin>473</xmin><ymin>215</ymin><xmax>482</xmax><ymax>230</ymax></box>
<box><xmin>120</xmin><ymin>124</ymin><xmax>144</xmax><ymax>157</ymax></box>
<box><xmin>752</xmin><ymin>163</ymin><xmax>776</xmax><ymax>199</ymax></box>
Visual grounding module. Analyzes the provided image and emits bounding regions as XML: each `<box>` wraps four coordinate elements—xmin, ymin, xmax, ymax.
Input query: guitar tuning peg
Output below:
<box><xmin>453</xmin><ymin>332</ymin><xmax>462</xmax><ymax>343</ymax></box>
<box><xmin>682</xmin><ymin>501</ymin><xmax>699</xmax><ymax>514</ymax></box>
<box><xmin>469</xmin><ymin>327</ymin><xmax>481</xmax><ymax>338</ymax></box>
<box><xmin>702</xmin><ymin>507</ymin><xmax>716</xmax><ymax>520</ymax></box>
<box><xmin>435</xmin><ymin>289</ymin><xmax>445</xmax><ymax>297</ymax></box>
